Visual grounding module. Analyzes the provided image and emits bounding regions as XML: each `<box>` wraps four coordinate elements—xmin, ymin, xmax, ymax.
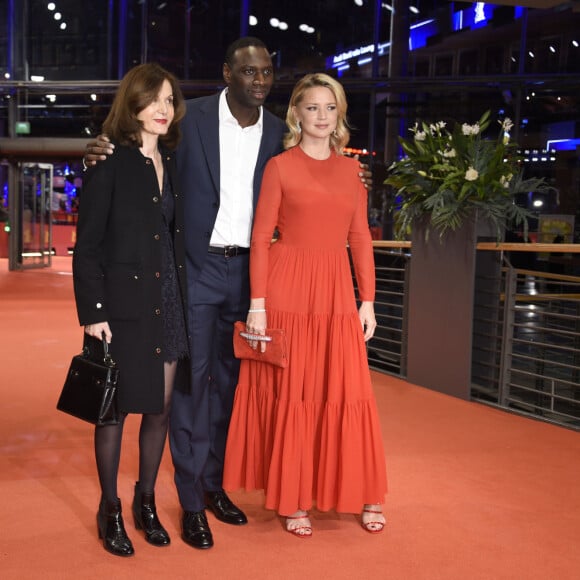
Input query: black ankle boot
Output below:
<box><xmin>132</xmin><ymin>481</ymin><xmax>170</xmax><ymax>546</ymax></box>
<box><xmin>97</xmin><ymin>498</ymin><xmax>135</xmax><ymax>557</ymax></box>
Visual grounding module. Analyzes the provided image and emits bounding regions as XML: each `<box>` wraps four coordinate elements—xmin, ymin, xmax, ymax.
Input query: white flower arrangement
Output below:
<box><xmin>384</xmin><ymin>111</ymin><xmax>552</xmax><ymax>240</ymax></box>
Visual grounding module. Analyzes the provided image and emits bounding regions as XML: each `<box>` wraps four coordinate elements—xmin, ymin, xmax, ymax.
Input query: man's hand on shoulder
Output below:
<box><xmin>354</xmin><ymin>154</ymin><xmax>373</xmax><ymax>190</ymax></box>
<box><xmin>84</xmin><ymin>134</ymin><xmax>115</xmax><ymax>168</ymax></box>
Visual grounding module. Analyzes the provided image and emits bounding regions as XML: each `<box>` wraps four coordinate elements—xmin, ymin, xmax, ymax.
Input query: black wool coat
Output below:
<box><xmin>73</xmin><ymin>144</ymin><xmax>189</xmax><ymax>414</ymax></box>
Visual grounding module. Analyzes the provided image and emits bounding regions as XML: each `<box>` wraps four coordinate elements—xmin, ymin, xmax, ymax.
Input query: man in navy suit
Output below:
<box><xmin>169</xmin><ymin>37</ymin><xmax>286</xmax><ymax>549</ymax></box>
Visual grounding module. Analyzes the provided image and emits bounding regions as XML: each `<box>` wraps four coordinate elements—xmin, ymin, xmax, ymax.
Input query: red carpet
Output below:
<box><xmin>1</xmin><ymin>257</ymin><xmax>579</xmax><ymax>579</ymax></box>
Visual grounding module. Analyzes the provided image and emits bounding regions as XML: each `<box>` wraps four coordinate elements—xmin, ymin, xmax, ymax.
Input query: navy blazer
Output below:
<box><xmin>176</xmin><ymin>93</ymin><xmax>286</xmax><ymax>282</ymax></box>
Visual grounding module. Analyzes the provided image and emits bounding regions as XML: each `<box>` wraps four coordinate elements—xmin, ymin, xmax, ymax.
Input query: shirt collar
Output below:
<box><xmin>219</xmin><ymin>88</ymin><xmax>263</xmax><ymax>130</ymax></box>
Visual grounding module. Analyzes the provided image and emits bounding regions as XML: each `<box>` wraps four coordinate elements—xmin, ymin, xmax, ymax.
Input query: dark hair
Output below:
<box><xmin>102</xmin><ymin>63</ymin><xmax>185</xmax><ymax>150</ymax></box>
<box><xmin>224</xmin><ymin>37</ymin><xmax>269</xmax><ymax>67</ymax></box>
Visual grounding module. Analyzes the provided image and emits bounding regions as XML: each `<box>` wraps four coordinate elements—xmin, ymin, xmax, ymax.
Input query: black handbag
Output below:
<box><xmin>57</xmin><ymin>333</ymin><xmax>120</xmax><ymax>425</ymax></box>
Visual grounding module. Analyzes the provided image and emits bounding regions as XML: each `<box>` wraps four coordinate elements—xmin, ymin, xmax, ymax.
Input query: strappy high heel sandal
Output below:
<box><xmin>285</xmin><ymin>512</ymin><xmax>313</xmax><ymax>538</ymax></box>
<box><xmin>361</xmin><ymin>505</ymin><xmax>385</xmax><ymax>534</ymax></box>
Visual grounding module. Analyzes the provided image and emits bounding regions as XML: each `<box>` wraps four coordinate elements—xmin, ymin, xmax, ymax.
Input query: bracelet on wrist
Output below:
<box><xmin>248</xmin><ymin>308</ymin><xmax>266</xmax><ymax>313</ymax></box>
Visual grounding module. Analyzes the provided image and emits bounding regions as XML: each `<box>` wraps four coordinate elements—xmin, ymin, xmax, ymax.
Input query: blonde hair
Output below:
<box><xmin>284</xmin><ymin>73</ymin><xmax>350</xmax><ymax>153</ymax></box>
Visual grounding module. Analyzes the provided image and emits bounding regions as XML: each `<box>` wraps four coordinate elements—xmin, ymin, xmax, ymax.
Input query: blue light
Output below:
<box><xmin>409</xmin><ymin>19</ymin><xmax>436</xmax><ymax>51</ymax></box>
<box><xmin>546</xmin><ymin>138</ymin><xmax>580</xmax><ymax>151</ymax></box>
<box><xmin>453</xmin><ymin>2</ymin><xmax>494</xmax><ymax>32</ymax></box>
<box><xmin>327</xmin><ymin>5</ymin><xmax>514</xmax><ymax>70</ymax></box>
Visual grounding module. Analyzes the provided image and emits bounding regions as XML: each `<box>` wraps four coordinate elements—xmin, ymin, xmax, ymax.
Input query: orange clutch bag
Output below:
<box><xmin>233</xmin><ymin>321</ymin><xmax>288</xmax><ymax>368</ymax></box>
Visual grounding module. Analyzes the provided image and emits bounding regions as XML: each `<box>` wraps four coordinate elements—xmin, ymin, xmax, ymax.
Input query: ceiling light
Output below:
<box><xmin>549</xmin><ymin>45</ymin><xmax>556</xmax><ymax>53</ymax></box>
<box><xmin>278</xmin><ymin>21</ymin><xmax>288</xmax><ymax>31</ymax></box>
<box><xmin>47</xmin><ymin>2</ymin><xmax>56</xmax><ymax>10</ymax></box>
<box><xmin>54</xmin><ymin>12</ymin><xmax>62</xmax><ymax>20</ymax></box>
<box><xmin>31</xmin><ymin>75</ymin><xmax>45</xmax><ymax>82</ymax></box>
<box><xmin>409</xmin><ymin>6</ymin><xmax>419</xmax><ymax>14</ymax></box>
<box><xmin>249</xmin><ymin>15</ymin><xmax>257</xmax><ymax>26</ymax></box>
<box><xmin>269</xmin><ymin>17</ymin><xmax>279</xmax><ymax>27</ymax></box>
<box><xmin>90</xmin><ymin>94</ymin><xmax>97</xmax><ymax>101</ymax></box>
<box><xmin>4</xmin><ymin>72</ymin><xmax>10</xmax><ymax>79</ymax></box>
<box><xmin>46</xmin><ymin>94</ymin><xmax>57</xmax><ymax>103</ymax></box>
<box><xmin>354</xmin><ymin>0</ymin><xmax>363</xmax><ymax>6</ymax></box>
<box><xmin>528</xmin><ymin>51</ymin><xmax>535</xmax><ymax>58</ymax></box>
<box><xmin>60</xmin><ymin>22</ymin><xmax>67</xmax><ymax>30</ymax></box>
<box><xmin>572</xmin><ymin>40</ymin><xmax>579</xmax><ymax>48</ymax></box>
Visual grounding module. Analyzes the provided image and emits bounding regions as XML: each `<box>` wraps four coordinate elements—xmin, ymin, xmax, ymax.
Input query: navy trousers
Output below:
<box><xmin>170</xmin><ymin>252</ymin><xmax>250</xmax><ymax>512</ymax></box>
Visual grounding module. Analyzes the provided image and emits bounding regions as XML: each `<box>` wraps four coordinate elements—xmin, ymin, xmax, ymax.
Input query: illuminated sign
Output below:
<box><xmin>332</xmin><ymin>44</ymin><xmax>375</xmax><ymax>66</ymax></box>
<box><xmin>327</xmin><ymin>18</ymin><xmax>436</xmax><ymax>70</ymax></box>
<box><xmin>15</xmin><ymin>121</ymin><xmax>31</xmax><ymax>134</ymax></box>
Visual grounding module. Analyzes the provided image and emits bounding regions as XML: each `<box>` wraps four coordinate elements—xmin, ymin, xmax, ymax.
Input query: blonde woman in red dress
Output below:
<box><xmin>223</xmin><ymin>73</ymin><xmax>387</xmax><ymax>538</ymax></box>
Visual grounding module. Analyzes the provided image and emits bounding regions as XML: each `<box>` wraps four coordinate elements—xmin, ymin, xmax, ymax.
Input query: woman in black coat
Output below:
<box><xmin>73</xmin><ymin>63</ymin><xmax>188</xmax><ymax>557</ymax></box>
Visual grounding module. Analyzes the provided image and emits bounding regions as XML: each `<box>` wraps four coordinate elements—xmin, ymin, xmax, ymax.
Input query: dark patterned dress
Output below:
<box><xmin>161</xmin><ymin>167</ymin><xmax>188</xmax><ymax>363</ymax></box>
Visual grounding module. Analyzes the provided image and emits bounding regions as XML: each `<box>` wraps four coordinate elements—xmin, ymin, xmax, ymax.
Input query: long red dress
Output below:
<box><xmin>223</xmin><ymin>145</ymin><xmax>387</xmax><ymax>515</ymax></box>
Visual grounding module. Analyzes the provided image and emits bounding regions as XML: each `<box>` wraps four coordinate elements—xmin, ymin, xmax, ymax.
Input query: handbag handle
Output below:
<box><xmin>83</xmin><ymin>331</ymin><xmax>116</xmax><ymax>367</ymax></box>
<box><xmin>101</xmin><ymin>331</ymin><xmax>115</xmax><ymax>367</ymax></box>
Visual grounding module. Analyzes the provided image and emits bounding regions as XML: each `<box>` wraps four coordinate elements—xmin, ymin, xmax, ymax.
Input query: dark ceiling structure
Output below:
<box><xmin>4</xmin><ymin>1</ymin><xmax>580</xmax><ymax>155</ymax></box>
<box><xmin>20</xmin><ymin>1</ymin><xmax>580</xmax><ymax>81</ymax></box>
<box><xmin>22</xmin><ymin>1</ymin><xmax>493</xmax><ymax>80</ymax></box>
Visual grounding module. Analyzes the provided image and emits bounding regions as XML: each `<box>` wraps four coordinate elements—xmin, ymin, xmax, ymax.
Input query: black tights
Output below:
<box><xmin>95</xmin><ymin>361</ymin><xmax>177</xmax><ymax>502</ymax></box>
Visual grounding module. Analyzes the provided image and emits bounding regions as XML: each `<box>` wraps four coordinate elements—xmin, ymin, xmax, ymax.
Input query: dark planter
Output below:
<box><xmin>404</xmin><ymin>216</ymin><xmax>500</xmax><ymax>400</ymax></box>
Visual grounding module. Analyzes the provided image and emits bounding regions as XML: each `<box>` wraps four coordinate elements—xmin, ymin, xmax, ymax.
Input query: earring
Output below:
<box><xmin>297</xmin><ymin>121</ymin><xmax>301</xmax><ymax>133</ymax></box>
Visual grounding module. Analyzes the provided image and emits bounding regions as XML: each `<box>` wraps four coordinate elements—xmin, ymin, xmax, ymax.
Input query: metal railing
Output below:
<box><xmin>471</xmin><ymin>262</ymin><xmax>580</xmax><ymax>430</ymax></box>
<box><xmin>369</xmin><ymin>241</ymin><xmax>580</xmax><ymax>431</ymax></box>
<box><xmin>367</xmin><ymin>248</ymin><xmax>408</xmax><ymax>376</ymax></box>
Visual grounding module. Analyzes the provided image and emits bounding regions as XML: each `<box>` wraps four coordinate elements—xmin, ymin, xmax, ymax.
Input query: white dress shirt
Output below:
<box><xmin>211</xmin><ymin>89</ymin><xmax>263</xmax><ymax>248</ymax></box>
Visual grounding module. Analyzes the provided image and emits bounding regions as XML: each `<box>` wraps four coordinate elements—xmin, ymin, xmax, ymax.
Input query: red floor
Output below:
<box><xmin>1</xmin><ymin>257</ymin><xmax>579</xmax><ymax>580</ymax></box>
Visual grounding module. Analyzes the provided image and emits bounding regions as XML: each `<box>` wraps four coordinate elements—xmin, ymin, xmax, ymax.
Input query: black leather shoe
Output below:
<box><xmin>204</xmin><ymin>490</ymin><xmax>248</xmax><ymax>525</ymax></box>
<box><xmin>97</xmin><ymin>498</ymin><xmax>135</xmax><ymax>557</ymax></box>
<box><xmin>132</xmin><ymin>482</ymin><xmax>170</xmax><ymax>546</ymax></box>
<box><xmin>182</xmin><ymin>510</ymin><xmax>214</xmax><ymax>549</ymax></box>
